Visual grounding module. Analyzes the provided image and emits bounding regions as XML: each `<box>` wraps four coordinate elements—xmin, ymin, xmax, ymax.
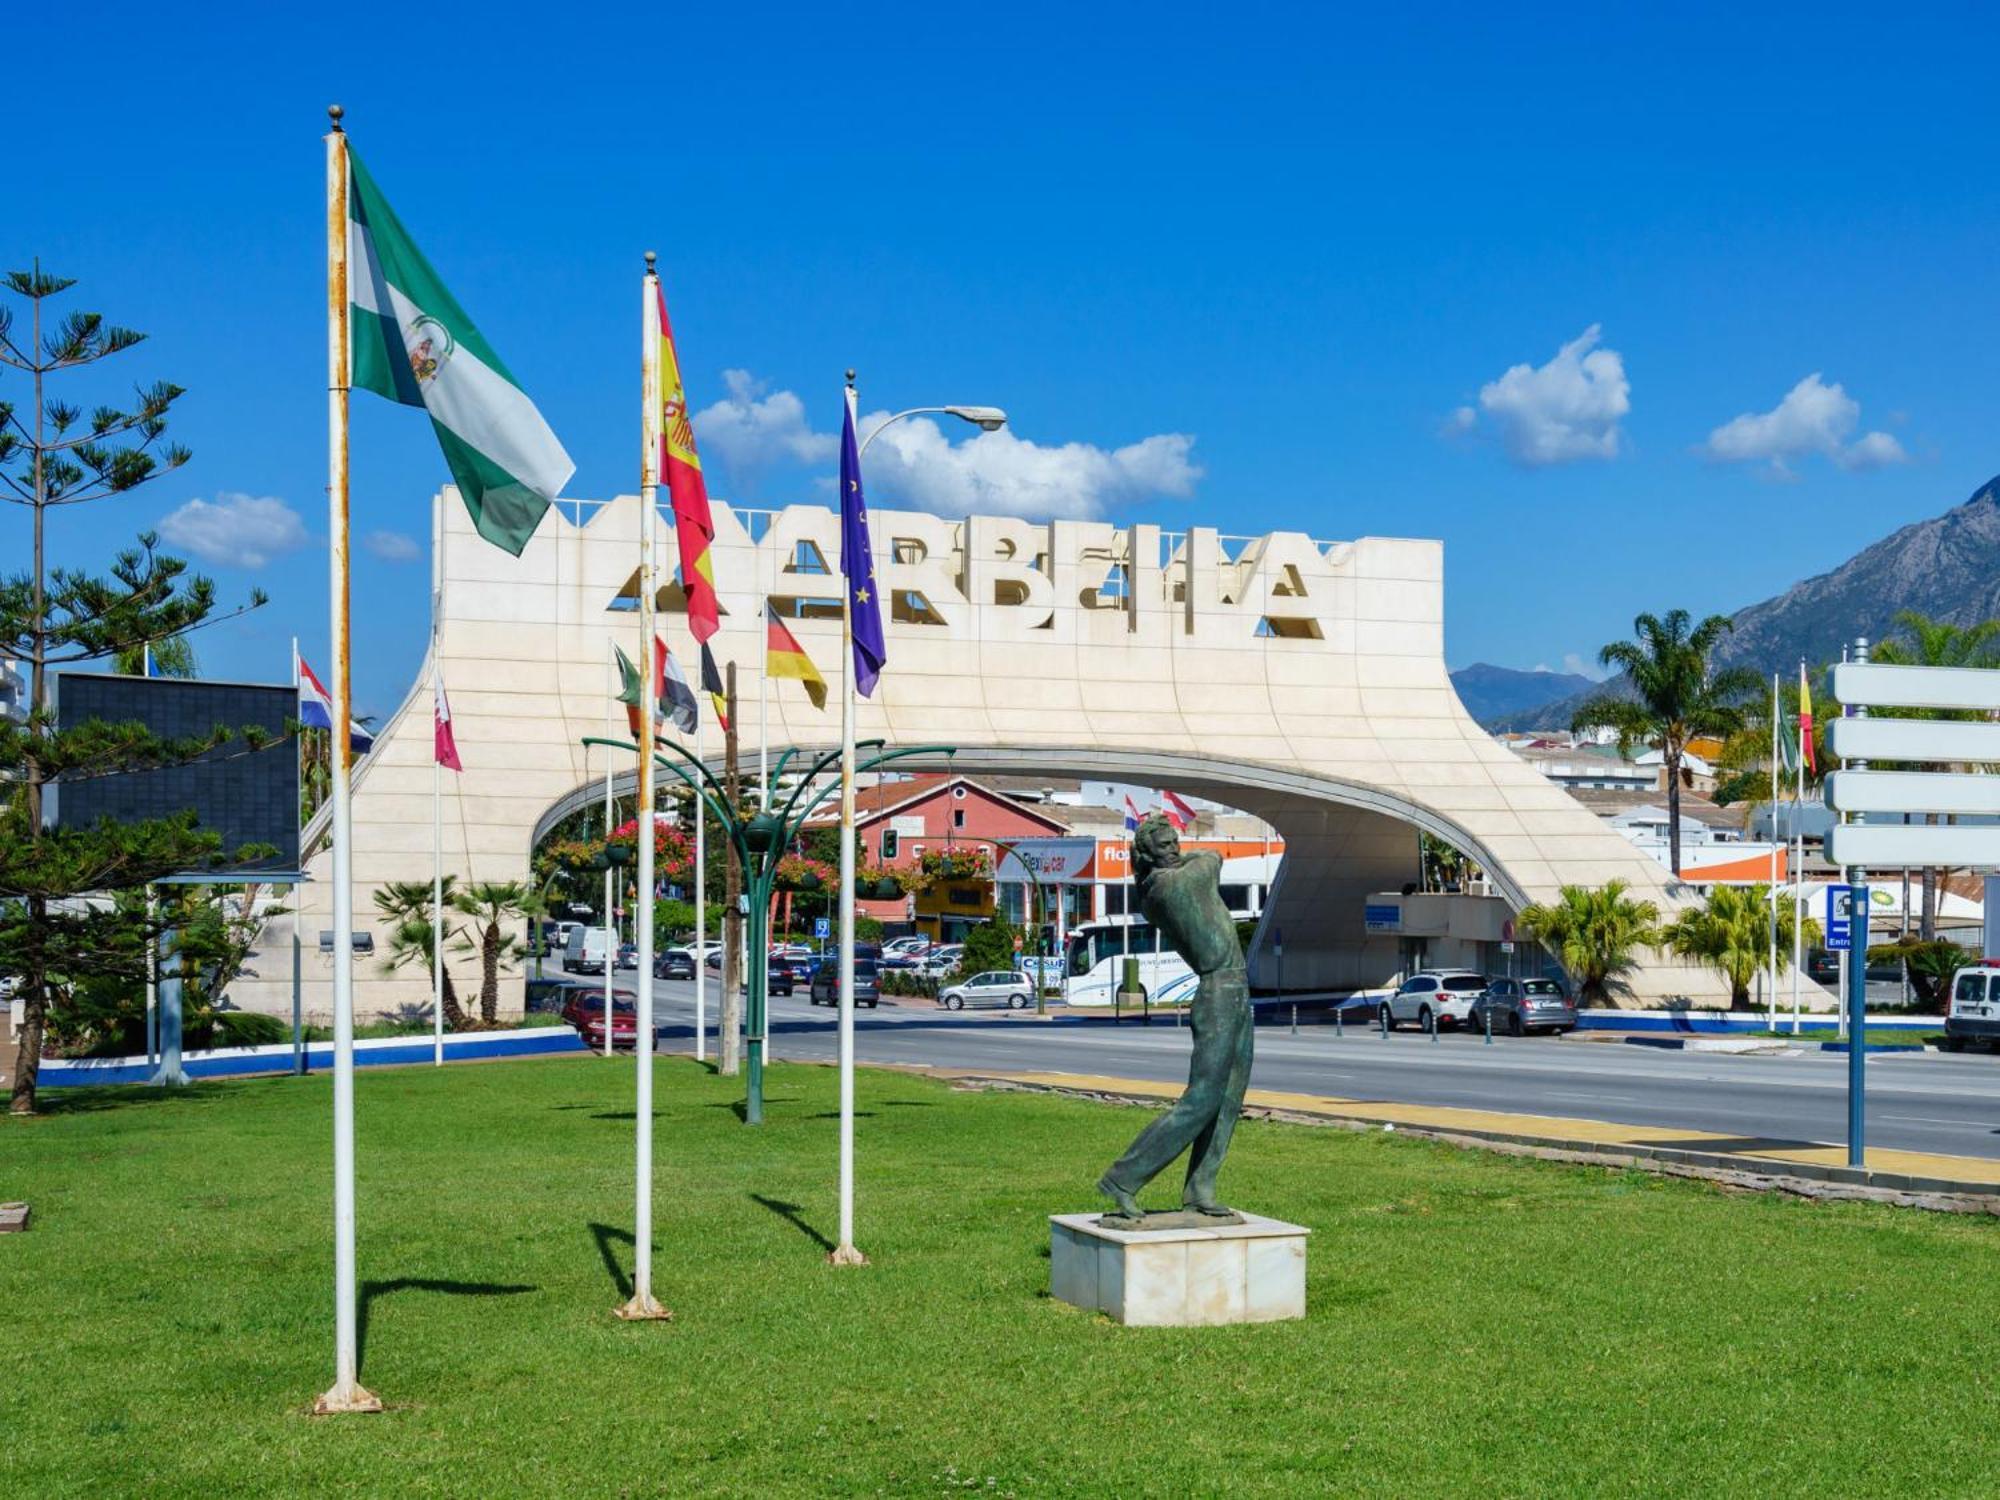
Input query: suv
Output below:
<box><xmin>1944</xmin><ymin>960</ymin><xmax>2000</xmax><ymax>1051</ymax></box>
<box><xmin>1472</xmin><ymin>977</ymin><xmax>1577</xmax><ymax>1036</ymax></box>
<box><xmin>1381</xmin><ymin>970</ymin><xmax>1488</xmax><ymax>1031</ymax></box>
<box><xmin>810</xmin><ymin>958</ymin><xmax>881</xmax><ymax>1008</ymax></box>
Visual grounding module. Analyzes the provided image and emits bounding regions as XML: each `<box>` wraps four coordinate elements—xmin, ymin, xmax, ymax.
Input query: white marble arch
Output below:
<box><xmin>227</xmin><ymin>490</ymin><xmax>1729</xmax><ymax>1023</ymax></box>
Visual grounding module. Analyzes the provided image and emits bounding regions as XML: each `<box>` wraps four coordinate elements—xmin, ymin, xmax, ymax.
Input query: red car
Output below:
<box><xmin>561</xmin><ymin>987</ymin><xmax>640</xmax><ymax>1050</ymax></box>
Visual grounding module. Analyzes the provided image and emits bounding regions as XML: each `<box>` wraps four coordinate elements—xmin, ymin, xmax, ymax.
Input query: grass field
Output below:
<box><xmin>4</xmin><ymin>1056</ymin><xmax>1999</xmax><ymax>1496</ymax></box>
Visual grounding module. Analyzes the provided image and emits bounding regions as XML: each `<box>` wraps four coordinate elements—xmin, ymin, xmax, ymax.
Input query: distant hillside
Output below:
<box><xmin>1484</xmin><ymin>472</ymin><xmax>2000</xmax><ymax>732</ymax></box>
<box><xmin>1448</xmin><ymin>663</ymin><xmax>1593</xmax><ymax>724</ymax></box>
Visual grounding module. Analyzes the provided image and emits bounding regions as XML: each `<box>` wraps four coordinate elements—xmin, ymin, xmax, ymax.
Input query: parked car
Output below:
<box><xmin>655</xmin><ymin>948</ymin><xmax>695</xmax><ymax>980</ymax></box>
<box><xmin>810</xmin><ymin>958</ymin><xmax>881</xmax><ymax>1007</ymax></box>
<box><xmin>563</xmin><ymin>925</ymin><xmax>611</xmax><ymax>975</ymax></box>
<box><xmin>939</xmin><ymin>970</ymin><xmax>1034</xmax><ymax>1011</ymax></box>
<box><xmin>524</xmin><ymin>977</ymin><xmax>570</xmax><ymax>1014</ymax></box>
<box><xmin>1472</xmin><ymin>977</ymin><xmax>1578</xmax><ymax>1036</ymax></box>
<box><xmin>559</xmin><ymin>988</ymin><xmax>640</xmax><ymax>1049</ymax></box>
<box><xmin>917</xmin><ymin>945</ymin><xmax>965</xmax><ymax>979</ymax></box>
<box><xmin>762</xmin><ymin>961</ymin><xmax>796</xmax><ymax>997</ymax></box>
<box><xmin>1806</xmin><ymin>948</ymin><xmax>1840</xmax><ymax>985</ymax></box>
<box><xmin>1380</xmin><ymin>970</ymin><xmax>1487</xmax><ymax>1030</ymax></box>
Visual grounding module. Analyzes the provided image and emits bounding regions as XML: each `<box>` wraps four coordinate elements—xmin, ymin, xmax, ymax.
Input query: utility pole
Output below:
<box><xmin>720</xmin><ymin>662</ymin><xmax>743</xmax><ymax>1075</ymax></box>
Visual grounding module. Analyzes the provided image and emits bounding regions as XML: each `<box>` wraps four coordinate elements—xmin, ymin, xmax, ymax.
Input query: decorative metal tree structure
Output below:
<box><xmin>584</xmin><ymin>734</ymin><xmax>946</xmax><ymax>1122</ymax></box>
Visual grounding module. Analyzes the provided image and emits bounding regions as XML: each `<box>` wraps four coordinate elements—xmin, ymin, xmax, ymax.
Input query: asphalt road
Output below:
<box><xmin>576</xmin><ymin>975</ymin><xmax>2000</xmax><ymax>1163</ymax></box>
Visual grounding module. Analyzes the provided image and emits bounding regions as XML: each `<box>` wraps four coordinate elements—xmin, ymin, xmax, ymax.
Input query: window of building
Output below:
<box><xmin>953</xmin><ymin>808</ymin><xmax>965</xmax><ymax>829</ymax></box>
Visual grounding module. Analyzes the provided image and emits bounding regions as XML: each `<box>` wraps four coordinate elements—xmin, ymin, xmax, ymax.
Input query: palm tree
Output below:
<box><xmin>452</xmin><ymin>881</ymin><xmax>544</xmax><ymax>1025</ymax></box>
<box><xmin>1572</xmin><ymin>610</ymin><xmax>1762</xmax><ymax>877</ymax></box>
<box><xmin>1515</xmin><ymin>881</ymin><xmax>1661</xmax><ymax>1005</ymax></box>
<box><xmin>373</xmin><ymin>877</ymin><xmax>469</xmax><ymax>1030</ymax></box>
<box><xmin>1871</xmin><ymin>610</ymin><xmax>2000</xmax><ymax>940</ymax></box>
<box><xmin>1661</xmin><ymin>883</ymin><xmax>1821</xmax><ymax>1010</ymax></box>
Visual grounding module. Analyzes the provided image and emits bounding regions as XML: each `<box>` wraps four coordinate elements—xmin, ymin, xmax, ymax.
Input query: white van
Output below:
<box><xmin>564</xmin><ymin>925</ymin><xmax>612</xmax><ymax>976</ymax></box>
<box><xmin>1944</xmin><ymin>960</ymin><xmax>2000</xmax><ymax>1051</ymax></box>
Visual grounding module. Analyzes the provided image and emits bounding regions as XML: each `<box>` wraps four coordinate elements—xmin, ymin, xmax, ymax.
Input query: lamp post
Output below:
<box><xmin>585</xmin><ymin>734</ymin><xmax>949</xmax><ymax>1125</ymax></box>
<box><xmin>856</xmin><ymin>403</ymin><xmax>1007</xmax><ymax>460</ymax></box>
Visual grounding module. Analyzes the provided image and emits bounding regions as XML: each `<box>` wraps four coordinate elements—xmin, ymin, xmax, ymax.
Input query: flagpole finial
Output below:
<box><xmin>845</xmin><ymin>368</ymin><xmax>856</xmax><ymax>386</ymax></box>
<box><xmin>645</xmin><ymin>250</ymin><xmax>656</xmax><ymax>271</ymax></box>
<box><xmin>327</xmin><ymin>104</ymin><xmax>344</xmax><ymax>131</ymax></box>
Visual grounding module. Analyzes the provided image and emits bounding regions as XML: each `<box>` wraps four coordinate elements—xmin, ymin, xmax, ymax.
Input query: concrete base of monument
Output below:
<box><xmin>1049</xmin><ymin>1211</ymin><xmax>1308</xmax><ymax>1326</ymax></box>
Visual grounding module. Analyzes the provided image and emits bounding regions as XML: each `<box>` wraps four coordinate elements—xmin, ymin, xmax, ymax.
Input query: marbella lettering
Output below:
<box><xmin>616</xmin><ymin>503</ymin><xmax>1355</xmax><ymax>643</ymax></box>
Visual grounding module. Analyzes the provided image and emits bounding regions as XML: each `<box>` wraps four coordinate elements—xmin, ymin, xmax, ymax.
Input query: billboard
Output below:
<box><xmin>52</xmin><ymin>674</ymin><xmax>300</xmax><ymax>877</ymax></box>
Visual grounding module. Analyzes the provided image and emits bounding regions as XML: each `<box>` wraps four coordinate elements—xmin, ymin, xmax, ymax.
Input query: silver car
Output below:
<box><xmin>939</xmin><ymin>970</ymin><xmax>1033</xmax><ymax>1011</ymax></box>
<box><xmin>1473</xmin><ymin>977</ymin><xmax>1578</xmax><ymax>1036</ymax></box>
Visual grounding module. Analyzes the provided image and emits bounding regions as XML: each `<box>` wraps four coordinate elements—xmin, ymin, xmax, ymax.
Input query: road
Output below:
<box><xmin>553</xmin><ymin>975</ymin><xmax>2000</xmax><ymax>1164</ymax></box>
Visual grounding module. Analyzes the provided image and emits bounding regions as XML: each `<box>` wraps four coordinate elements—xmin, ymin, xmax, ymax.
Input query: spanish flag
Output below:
<box><xmin>765</xmin><ymin>601</ymin><xmax>827</xmax><ymax>710</ymax></box>
<box><xmin>1798</xmin><ymin>662</ymin><xmax>1815</xmax><ymax>774</ymax></box>
<box><xmin>656</xmin><ymin>281</ymin><xmax>720</xmax><ymax>643</ymax></box>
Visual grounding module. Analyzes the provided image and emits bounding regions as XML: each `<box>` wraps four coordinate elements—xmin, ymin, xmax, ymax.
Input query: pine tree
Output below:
<box><xmin>0</xmin><ymin>267</ymin><xmax>265</xmax><ymax>1113</ymax></box>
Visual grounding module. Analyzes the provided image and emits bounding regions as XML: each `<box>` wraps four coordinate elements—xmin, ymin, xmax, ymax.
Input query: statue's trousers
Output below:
<box><xmin>1102</xmin><ymin>968</ymin><xmax>1254</xmax><ymax>1207</ymax></box>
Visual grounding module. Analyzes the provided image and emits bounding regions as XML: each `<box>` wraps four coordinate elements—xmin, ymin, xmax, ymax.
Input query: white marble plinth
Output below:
<box><xmin>1049</xmin><ymin>1211</ymin><xmax>1308</xmax><ymax>1326</ymax></box>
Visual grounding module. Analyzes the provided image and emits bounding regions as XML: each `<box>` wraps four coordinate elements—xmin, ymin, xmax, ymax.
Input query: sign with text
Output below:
<box><xmin>1824</xmin><ymin>884</ymin><xmax>1859</xmax><ymax>952</ymax></box>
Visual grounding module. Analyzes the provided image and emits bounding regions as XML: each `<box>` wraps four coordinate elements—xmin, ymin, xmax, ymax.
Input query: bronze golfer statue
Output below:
<box><xmin>1097</xmin><ymin>814</ymin><xmax>1254</xmax><ymax>1226</ymax></box>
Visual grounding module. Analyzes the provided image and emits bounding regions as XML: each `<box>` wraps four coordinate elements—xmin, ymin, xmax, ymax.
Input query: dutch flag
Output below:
<box><xmin>297</xmin><ymin>651</ymin><xmax>376</xmax><ymax>757</ymax></box>
<box><xmin>1123</xmin><ymin>794</ymin><xmax>1141</xmax><ymax>833</ymax></box>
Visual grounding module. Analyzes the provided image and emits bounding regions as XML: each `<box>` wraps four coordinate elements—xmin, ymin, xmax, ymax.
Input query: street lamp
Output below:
<box><xmin>852</xmin><ymin>381</ymin><xmax>1009</xmax><ymax>460</ymax></box>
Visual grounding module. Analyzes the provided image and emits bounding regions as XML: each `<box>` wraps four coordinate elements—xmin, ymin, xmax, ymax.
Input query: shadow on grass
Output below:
<box><xmin>703</xmin><ymin>1096</ymin><xmax>800</xmax><ymax>1122</ymax></box>
<box><xmin>808</xmin><ymin>1111</ymin><xmax>878</xmax><ymax>1121</ymax></box>
<box><xmin>750</xmin><ymin>1194</ymin><xmax>833</xmax><ymax>1253</ymax></box>
<box><xmin>589</xmin><ymin>1222</ymin><xmax>640</xmax><ymax>1299</ymax></box>
<box><xmin>358</xmin><ymin>1277</ymin><xmax>535</xmax><ymax>1366</ymax></box>
<box><xmin>31</xmin><ymin>1082</ymin><xmax>235</xmax><ymax>1117</ymax></box>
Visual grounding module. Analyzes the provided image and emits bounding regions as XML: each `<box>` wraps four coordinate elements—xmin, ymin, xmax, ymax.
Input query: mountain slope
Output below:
<box><xmin>1482</xmin><ymin>473</ymin><xmax>2000</xmax><ymax>731</ymax></box>
<box><xmin>1447</xmin><ymin>663</ymin><xmax>1593</xmax><ymax>724</ymax></box>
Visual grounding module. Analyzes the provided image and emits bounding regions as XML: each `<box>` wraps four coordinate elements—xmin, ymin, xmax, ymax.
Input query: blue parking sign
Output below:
<box><xmin>814</xmin><ymin>917</ymin><xmax>831</xmax><ymax>939</ymax></box>
<box><xmin>1825</xmin><ymin>884</ymin><xmax>1856</xmax><ymax>952</ymax></box>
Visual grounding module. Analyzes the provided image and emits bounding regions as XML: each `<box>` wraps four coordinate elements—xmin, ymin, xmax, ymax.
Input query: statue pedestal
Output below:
<box><xmin>1049</xmin><ymin>1211</ymin><xmax>1308</xmax><ymax>1326</ymax></box>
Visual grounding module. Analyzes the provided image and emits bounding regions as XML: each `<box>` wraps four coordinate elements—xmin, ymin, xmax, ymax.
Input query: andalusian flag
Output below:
<box><xmin>1798</xmin><ymin>662</ymin><xmax>1815</xmax><ymax>774</ymax></box>
<box><xmin>765</xmin><ymin>601</ymin><xmax>827</xmax><ymax>710</ymax></box>
<box><xmin>656</xmin><ymin>283</ymin><xmax>720</xmax><ymax>641</ymax></box>
<box><xmin>348</xmin><ymin>149</ymin><xmax>574</xmax><ymax>556</ymax></box>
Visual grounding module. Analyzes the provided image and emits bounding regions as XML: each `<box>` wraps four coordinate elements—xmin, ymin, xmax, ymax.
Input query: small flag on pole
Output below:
<box><xmin>434</xmin><ymin>674</ymin><xmax>462</xmax><ymax>771</ymax></box>
<box><xmin>700</xmin><ymin>641</ymin><xmax>731</xmax><ymax>731</ymax></box>
<box><xmin>1161</xmin><ymin>790</ymin><xmax>1196</xmax><ymax>832</ymax></box>
<box><xmin>297</xmin><ymin>651</ymin><xmax>376</xmax><ymax>756</ymax></box>
<box><xmin>1123</xmin><ymin>794</ymin><xmax>1141</xmax><ymax>833</ymax></box>
<box><xmin>346</xmin><ymin>148</ymin><xmax>575</xmax><ymax>556</ymax></box>
<box><xmin>766</xmin><ymin>601</ymin><xmax>827</xmax><ymax>710</ymax></box>
<box><xmin>656</xmin><ymin>282</ymin><xmax>720</xmax><ymax>642</ymax></box>
<box><xmin>616</xmin><ymin>638</ymin><xmax>697</xmax><ymax>736</ymax></box>
<box><xmin>1798</xmin><ymin>663</ymin><xmax>1816</xmax><ymax>775</ymax></box>
<box><xmin>839</xmin><ymin>402</ymin><xmax>886</xmax><ymax>697</ymax></box>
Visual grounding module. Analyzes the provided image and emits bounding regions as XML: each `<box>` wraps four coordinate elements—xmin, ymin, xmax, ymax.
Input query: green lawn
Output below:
<box><xmin>4</xmin><ymin>1057</ymin><xmax>1998</xmax><ymax>1496</ymax></box>
<box><xmin>1750</xmin><ymin>1028</ymin><xmax>1949</xmax><ymax>1048</ymax></box>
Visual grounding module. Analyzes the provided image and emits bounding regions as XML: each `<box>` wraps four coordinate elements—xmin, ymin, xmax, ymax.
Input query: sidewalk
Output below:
<box><xmin>936</xmin><ymin>1066</ymin><xmax>2000</xmax><ymax>1202</ymax></box>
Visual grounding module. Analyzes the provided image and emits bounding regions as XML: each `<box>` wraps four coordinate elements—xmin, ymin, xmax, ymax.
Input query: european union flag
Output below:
<box><xmin>840</xmin><ymin>401</ymin><xmax>886</xmax><ymax>697</ymax></box>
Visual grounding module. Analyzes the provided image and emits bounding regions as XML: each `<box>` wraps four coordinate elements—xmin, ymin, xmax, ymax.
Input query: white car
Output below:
<box><xmin>939</xmin><ymin>970</ymin><xmax>1034</xmax><ymax>1011</ymax></box>
<box><xmin>918</xmin><ymin>945</ymin><xmax>965</xmax><ymax>978</ymax></box>
<box><xmin>1380</xmin><ymin>971</ymin><xmax>1488</xmax><ymax>1031</ymax></box>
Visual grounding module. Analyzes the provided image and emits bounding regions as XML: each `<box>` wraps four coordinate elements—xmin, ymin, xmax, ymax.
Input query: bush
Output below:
<box><xmin>212</xmin><ymin>1010</ymin><xmax>289</xmax><ymax>1048</ymax></box>
<box><xmin>958</xmin><ymin>919</ymin><xmax>1017</xmax><ymax>981</ymax></box>
<box><xmin>1868</xmin><ymin>938</ymin><xmax>1970</xmax><ymax>1008</ymax></box>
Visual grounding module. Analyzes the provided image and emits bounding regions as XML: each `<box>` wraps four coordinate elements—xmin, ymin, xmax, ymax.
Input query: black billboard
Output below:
<box><xmin>53</xmin><ymin>674</ymin><xmax>300</xmax><ymax>877</ymax></box>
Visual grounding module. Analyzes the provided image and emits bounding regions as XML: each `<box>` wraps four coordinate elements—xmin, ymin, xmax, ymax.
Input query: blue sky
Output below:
<box><xmin>9</xmin><ymin>2</ymin><xmax>2000</xmax><ymax>716</ymax></box>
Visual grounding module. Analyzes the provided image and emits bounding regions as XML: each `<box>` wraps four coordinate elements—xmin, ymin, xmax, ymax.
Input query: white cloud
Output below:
<box><xmin>159</xmin><ymin>492</ymin><xmax>310</xmax><ymax>568</ymax></box>
<box><xmin>1702</xmin><ymin>373</ymin><xmax>1908</xmax><ymax>478</ymax></box>
<box><xmin>692</xmin><ymin>369</ymin><xmax>839</xmax><ymax>491</ymax></box>
<box><xmin>689</xmin><ymin>370</ymin><xmax>1201</xmax><ymax>519</ymax></box>
<box><xmin>856</xmin><ymin>411</ymin><xmax>1201</xmax><ymax>520</ymax></box>
<box><xmin>1459</xmin><ymin>325</ymin><xmax>1630</xmax><ymax>467</ymax></box>
<box><xmin>363</xmin><ymin>530</ymin><xmax>421</xmax><ymax>563</ymax></box>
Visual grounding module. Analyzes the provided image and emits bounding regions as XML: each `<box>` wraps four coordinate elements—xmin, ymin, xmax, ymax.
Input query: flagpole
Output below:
<box><xmin>832</xmin><ymin>374</ymin><xmax>865</xmax><ymax>1268</ymax></box>
<box><xmin>617</xmin><ymin>252</ymin><xmax>669</xmax><ymax>1321</ymax></box>
<box><xmin>315</xmin><ymin>102</ymin><xmax>379</xmax><ymax>1417</ymax></box>
<box><xmin>431</xmin><ymin>495</ymin><xmax>445</xmax><ymax>1068</ymax></box>
<box><xmin>694</xmin><ymin>713</ymin><xmax>708</xmax><ymax>1063</ymax></box>
<box><xmin>1767</xmin><ymin>672</ymin><xmax>1778</xmax><ymax>1030</ymax></box>
<box><xmin>1792</xmin><ymin>660</ymin><xmax>1806</xmax><ymax>1035</ymax></box>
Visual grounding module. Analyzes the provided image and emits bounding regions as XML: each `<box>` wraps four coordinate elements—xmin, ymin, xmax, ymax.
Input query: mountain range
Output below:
<box><xmin>1458</xmin><ymin>472</ymin><xmax>2000</xmax><ymax>731</ymax></box>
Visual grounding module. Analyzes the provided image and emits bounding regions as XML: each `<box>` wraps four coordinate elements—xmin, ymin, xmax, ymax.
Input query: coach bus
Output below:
<box><xmin>1062</xmin><ymin>916</ymin><xmax>1199</xmax><ymax>1008</ymax></box>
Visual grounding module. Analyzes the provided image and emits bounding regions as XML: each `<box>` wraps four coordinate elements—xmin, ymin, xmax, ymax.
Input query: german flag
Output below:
<box><xmin>656</xmin><ymin>281</ymin><xmax>720</xmax><ymax>643</ymax></box>
<box><xmin>765</xmin><ymin>601</ymin><xmax>827</xmax><ymax>710</ymax></box>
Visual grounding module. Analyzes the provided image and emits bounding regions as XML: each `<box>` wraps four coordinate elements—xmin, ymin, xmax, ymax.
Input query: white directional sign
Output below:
<box><xmin>1825</xmin><ymin>823</ymin><xmax>2000</xmax><ymax>868</ymax></box>
<box><xmin>1825</xmin><ymin>717</ymin><xmax>2000</xmax><ymax>764</ymax></box>
<box><xmin>1824</xmin><ymin>769</ymin><xmax>2000</xmax><ymax>815</ymax></box>
<box><xmin>1832</xmin><ymin>660</ymin><xmax>2000</xmax><ymax>713</ymax></box>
